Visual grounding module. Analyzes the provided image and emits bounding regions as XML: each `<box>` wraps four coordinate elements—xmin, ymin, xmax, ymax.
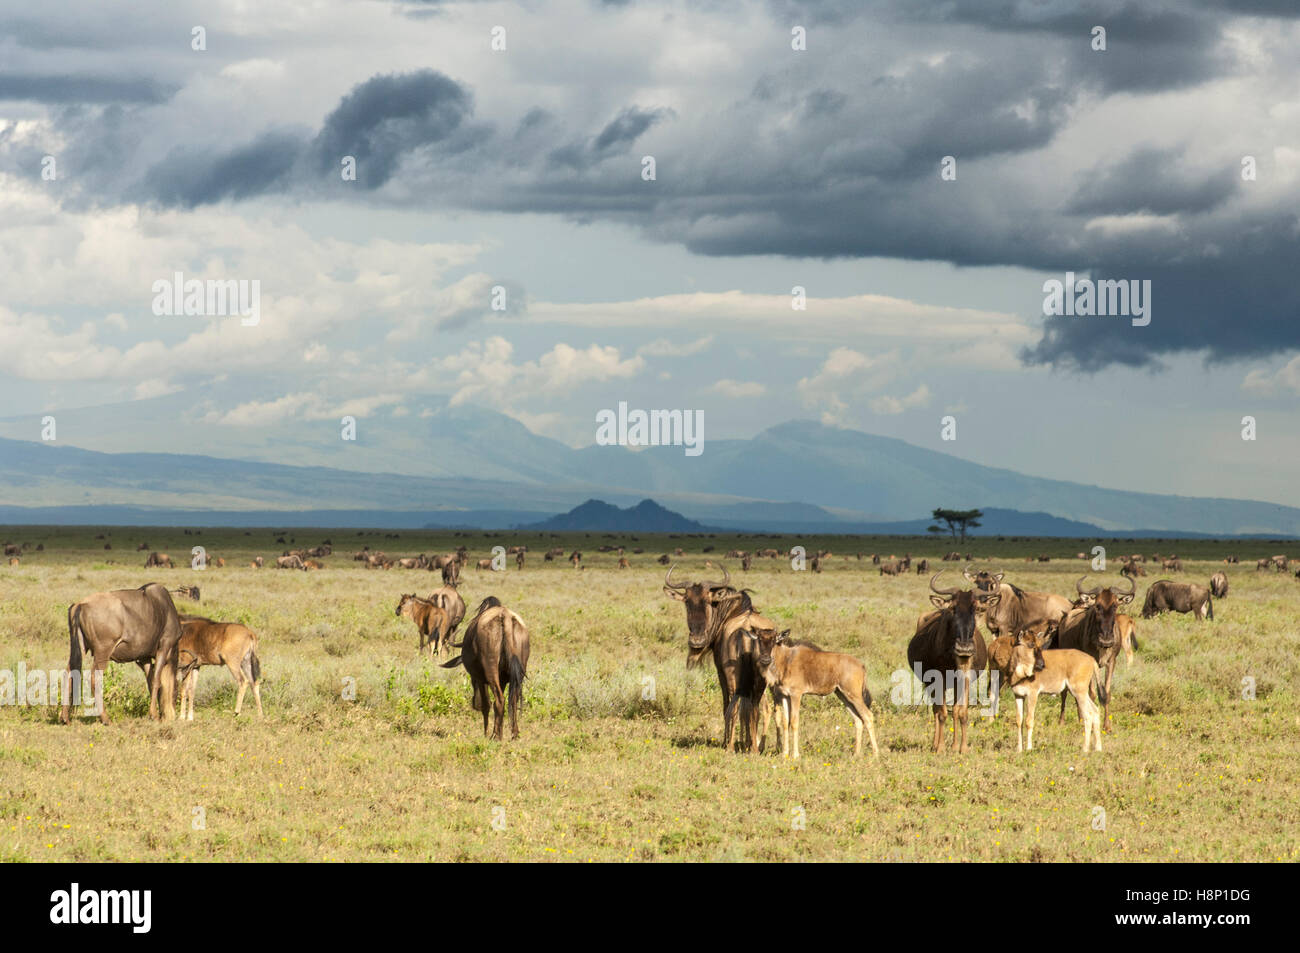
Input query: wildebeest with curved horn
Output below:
<box><xmin>441</xmin><ymin>596</ymin><xmax>530</xmax><ymax>740</ymax></box>
<box><xmin>965</xmin><ymin>568</ymin><xmax>1071</xmax><ymax>639</ymax></box>
<box><xmin>1142</xmin><ymin>580</ymin><xmax>1213</xmax><ymax>620</ymax></box>
<box><xmin>1053</xmin><ymin>575</ymin><xmax>1134</xmax><ymax>732</ymax></box>
<box><xmin>60</xmin><ymin>582</ymin><xmax>182</xmax><ymax>724</ymax></box>
<box><xmin>908</xmin><ymin>571</ymin><xmax>998</xmax><ymax>754</ymax></box>
<box><xmin>663</xmin><ymin>563</ymin><xmax>777</xmax><ymax>753</ymax></box>
<box><xmin>1209</xmin><ymin>571</ymin><xmax>1229</xmax><ymax>599</ymax></box>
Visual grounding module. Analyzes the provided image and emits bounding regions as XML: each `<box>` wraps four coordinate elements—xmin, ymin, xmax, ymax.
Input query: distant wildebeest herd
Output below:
<box><xmin>23</xmin><ymin>537</ymin><xmax>1275</xmax><ymax>754</ymax></box>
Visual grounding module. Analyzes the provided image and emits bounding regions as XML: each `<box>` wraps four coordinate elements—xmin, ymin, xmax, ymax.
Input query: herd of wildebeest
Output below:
<box><xmin>11</xmin><ymin>534</ymin><xmax>1290</xmax><ymax>755</ymax></box>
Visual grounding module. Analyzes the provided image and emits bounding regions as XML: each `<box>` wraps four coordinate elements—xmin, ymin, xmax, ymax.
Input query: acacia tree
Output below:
<box><xmin>931</xmin><ymin>508</ymin><xmax>984</xmax><ymax>543</ymax></box>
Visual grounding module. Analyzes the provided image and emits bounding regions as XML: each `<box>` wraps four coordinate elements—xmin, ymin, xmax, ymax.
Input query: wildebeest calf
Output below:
<box><xmin>176</xmin><ymin>615</ymin><xmax>263</xmax><ymax>719</ymax></box>
<box><xmin>750</xmin><ymin>627</ymin><xmax>879</xmax><ymax>758</ymax></box>
<box><xmin>1008</xmin><ymin>630</ymin><xmax>1102</xmax><ymax>752</ymax></box>
<box><xmin>396</xmin><ymin>593</ymin><xmax>451</xmax><ymax>656</ymax></box>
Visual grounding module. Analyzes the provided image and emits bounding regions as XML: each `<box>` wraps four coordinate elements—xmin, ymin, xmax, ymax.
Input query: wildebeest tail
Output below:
<box><xmin>249</xmin><ymin>648</ymin><xmax>261</xmax><ymax>683</ymax></box>
<box><xmin>1206</xmin><ymin>593</ymin><xmax>1214</xmax><ymax>621</ymax></box>
<box><xmin>861</xmin><ymin>683</ymin><xmax>873</xmax><ymax>710</ymax></box>
<box><xmin>1130</xmin><ymin>630</ymin><xmax>1139</xmax><ymax>651</ymax></box>
<box><xmin>66</xmin><ymin>603</ymin><xmax>84</xmax><ymax>674</ymax></box>
<box><xmin>508</xmin><ymin>653</ymin><xmax>526</xmax><ymax>715</ymax></box>
<box><xmin>440</xmin><ymin>655</ymin><xmax>464</xmax><ymax>669</ymax></box>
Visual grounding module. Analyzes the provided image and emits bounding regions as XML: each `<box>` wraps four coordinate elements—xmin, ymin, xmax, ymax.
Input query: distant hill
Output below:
<box><xmin>520</xmin><ymin>499</ymin><xmax>709</xmax><ymax>533</ymax></box>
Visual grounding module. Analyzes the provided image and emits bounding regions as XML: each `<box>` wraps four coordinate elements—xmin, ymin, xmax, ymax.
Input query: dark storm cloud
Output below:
<box><xmin>1067</xmin><ymin>148</ymin><xmax>1238</xmax><ymax>216</ymax></box>
<box><xmin>0</xmin><ymin>73</ymin><xmax>177</xmax><ymax>104</ymax></box>
<box><xmin>307</xmin><ymin>70</ymin><xmax>477</xmax><ymax>189</ymax></box>
<box><xmin>134</xmin><ymin>130</ymin><xmax>307</xmax><ymax>208</ymax></box>
<box><xmin>549</xmin><ymin>106</ymin><xmax>673</xmax><ymax>169</ymax></box>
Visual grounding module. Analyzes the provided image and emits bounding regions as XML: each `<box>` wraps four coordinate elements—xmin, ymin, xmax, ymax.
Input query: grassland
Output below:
<box><xmin>1</xmin><ymin>526</ymin><xmax>1297</xmax><ymax>862</ymax></box>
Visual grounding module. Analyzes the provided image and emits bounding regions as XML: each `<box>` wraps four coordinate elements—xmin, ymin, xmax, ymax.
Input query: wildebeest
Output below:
<box><xmin>441</xmin><ymin>596</ymin><xmax>530</xmax><ymax>740</ymax></box>
<box><xmin>1142</xmin><ymin>580</ymin><xmax>1213</xmax><ymax>620</ymax></box>
<box><xmin>570</xmin><ymin>551</ymin><xmax>582</xmax><ymax>569</ymax></box>
<box><xmin>251</xmin><ymin>556</ymin><xmax>264</xmax><ymax>568</ymax></box>
<box><xmin>750</xmin><ymin>627</ymin><xmax>879</xmax><ymax>758</ymax></box>
<box><xmin>441</xmin><ymin>558</ymin><xmax>461</xmax><ymax>587</ymax></box>
<box><xmin>276</xmin><ymin>554</ymin><xmax>305</xmax><ymax>570</ymax></box>
<box><xmin>1053</xmin><ymin>575</ymin><xmax>1135</xmax><ymax>732</ymax></box>
<box><xmin>966</xmin><ymin>569</ymin><xmax>1072</xmax><ymax>639</ymax></box>
<box><xmin>426</xmin><ymin>585</ymin><xmax>467</xmax><ymax>643</ymax></box>
<box><xmin>618</xmin><ymin>557</ymin><xmax>630</xmax><ymax>569</ymax></box>
<box><xmin>396</xmin><ymin>594</ymin><xmax>451</xmax><ymax>656</ymax></box>
<box><xmin>914</xmin><ymin>558</ymin><xmax>930</xmax><ymax>574</ymax></box>
<box><xmin>3</xmin><ymin>543</ymin><xmax>19</xmax><ymax>557</ymax></box>
<box><xmin>664</xmin><ymin>564</ymin><xmax>776</xmax><ymax>752</ymax></box>
<box><xmin>1209</xmin><ymin>571</ymin><xmax>1229</xmax><ymax>599</ymax></box>
<box><xmin>475</xmin><ymin>558</ymin><xmax>493</xmax><ymax>571</ymax></box>
<box><xmin>879</xmin><ymin>561</ymin><xmax>901</xmax><ymax>576</ymax></box>
<box><xmin>171</xmin><ymin>585</ymin><xmax>201</xmax><ymax>602</ymax></box>
<box><xmin>986</xmin><ymin>619</ymin><xmax>1053</xmax><ymax>720</ymax></box>
<box><xmin>516</xmin><ymin>550</ymin><xmax>525</xmax><ymax>570</ymax></box>
<box><xmin>176</xmin><ymin>615</ymin><xmax>263</xmax><ymax>719</ymax></box>
<box><xmin>1121</xmin><ymin>560</ymin><xmax>1146</xmax><ymax>578</ymax></box>
<box><xmin>1007</xmin><ymin>629</ymin><xmax>1102</xmax><ymax>752</ymax></box>
<box><xmin>1256</xmin><ymin>558</ymin><xmax>1272</xmax><ymax>571</ymax></box>
<box><xmin>7</xmin><ymin>556</ymin><xmax>18</xmax><ymax>566</ymax></box>
<box><xmin>1161</xmin><ymin>558</ymin><xmax>1183</xmax><ymax>572</ymax></box>
<box><xmin>907</xmin><ymin>572</ymin><xmax>998</xmax><ymax>754</ymax></box>
<box><xmin>144</xmin><ymin>552</ymin><xmax>173</xmax><ymax>569</ymax></box>
<box><xmin>61</xmin><ymin>583</ymin><xmax>182</xmax><ymax>724</ymax></box>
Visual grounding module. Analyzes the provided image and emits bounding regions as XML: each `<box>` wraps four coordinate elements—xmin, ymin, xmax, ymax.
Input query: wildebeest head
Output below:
<box><xmin>1075</xmin><ymin>575</ymin><xmax>1135</xmax><ymax>648</ymax></box>
<box><xmin>751</xmin><ymin>626</ymin><xmax>790</xmax><ymax>670</ymax></box>
<box><xmin>663</xmin><ymin>563</ymin><xmax>736</xmax><ymax>658</ymax></box>
<box><xmin>931</xmin><ymin>571</ymin><xmax>999</xmax><ymax>659</ymax></box>
<box><xmin>962</xmin><ymin>566</ymin><xmax>1004</xmax><ymax>594</ymax></box>
<box><xmin>1010</xmin><ymin>629</ymin><xmax>1047</xmax><ymax>683</ymax></box>
<box><xmin>395</xmin><ymin>593</ymin><xmax>419</xmax><ymax>618</ymax></box>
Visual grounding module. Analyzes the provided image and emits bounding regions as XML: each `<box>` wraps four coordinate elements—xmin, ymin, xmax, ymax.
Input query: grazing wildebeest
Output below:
<box><xmin>397</xmin><ymin>557</ymin><xmax>421</xmax><ymax>569</ymax></box>
<box><xmin>750</xmin><ymin>627</ymin><xmax>879</xmax><ymax>758</ymax></box>
<box><xmin>396</xmin><ymin>594</ymin><xmax>451</xmax><ymax>656</ymax></box>
<box><xmin>966</xmin><ymin>569</ymin><xmax>1072</xmax><ymax>639</ymax></box>
<box><xmin>3</xmin><ymin>543</ymin><xmax>20</xmax><ymax>556</ymax></box>
<box><xmin>1142</xmin><ymin>580</ymin><xmax>1213</xmax><ymax>620</ymax></box>
<box><xmin>1256</xmin><ymin>558</ymin><xmax>1273</xmax><ymax>571</ymax></box>
<box><xmin>1121</xmin><ymin>560</ymin><xmax>1146</xmax><ymax>578</ymax></box>
<box><xmin>907</xmin><ymin>572</ymin><xmax>998</xmax><ymax>754</ymax></box>
<box><xmin>879</xmin><ymin>561</ymin><xmax>901</xmax><ymax>576</ymax></box>
<box><xmin>664</xmin><ymin>564</ymin><xmax>777</xmax><ymax>752</ymax></box>
<box><xmin>60</xmin><ymin>583</ymin><xmax>182</xmax><ymax>724</ymax></box>
<box><xmin>144</xmin><ymin>552</ymin><xmax>173</xmax><ymax>569</ymax></box>
<box><xmin>914</xmin><ymin>558</ymin><xmax>930</xmax><ymax>574</ymax></box>
<box><xmin>175</xmin><ymin>615</ymin><xmax>263</xmax><ymax>720</ymax></box>
<box><xmin>1271</xmin><ymin>554</ymin><xmax>1289</xmax><ymax>571</ymax></box>
<box><xmin>426</xmin><ymin>585</ymin><xmax>466</xmax><ymax>643</ymax></box>
<box><xmin>276</xmin><ymin>554</ymin><xmax>305</xmax><ymax>570</ymax></box>
<box><xmin>1007</xmin><ymin>630</ymin><xmax>1102</xmax><ymax>752</ymax></box>
<box><xmin>1209</xmin><ymin>571</ymin><xmax>1229</xmax><ymax>599</ymax></box>
<box><xmin>441</xmin><ymin>596</ymin><xmax>530</xmax><ymax>740</ymax></box>
<box><xmin>1054</xmin><ymin>575</ymin><xmax>1135</xmax><ymax>732</ymax></box>
<box><xmin>475</xmin><ymin>558</ymin><xmax>493</xmax><ymax>571</ymax></box>
<box><xmin>1161</xmin><ymin>558</ymin><xmax>1183</xmax><ymax>572</ymax></box>
<box><xmin>171</xmin><ymin>585</ymin><xmax>201</xmax><ymax>602</ymax></box>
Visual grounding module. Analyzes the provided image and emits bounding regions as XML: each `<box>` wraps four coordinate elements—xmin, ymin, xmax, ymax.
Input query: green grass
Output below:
<box><xmin>0</xmin><ymin>526</ymin><xmax>1296</xmax><ymax>861</ymax></box>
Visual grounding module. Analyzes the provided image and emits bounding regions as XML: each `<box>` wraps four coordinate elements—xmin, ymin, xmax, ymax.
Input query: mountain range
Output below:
<box><xmin>2</xmin><ymin>392</ymin><xmax>1298</xmax><ymax>536</ymax></box>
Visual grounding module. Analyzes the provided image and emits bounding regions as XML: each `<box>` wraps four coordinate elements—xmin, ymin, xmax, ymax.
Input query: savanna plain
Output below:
<box><xmin>1</xmin><ymin>528</ymin><xmax>1296</xmax><ymax>862</ymax></box>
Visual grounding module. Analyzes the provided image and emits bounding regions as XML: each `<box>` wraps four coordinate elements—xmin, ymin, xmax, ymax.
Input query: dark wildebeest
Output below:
<box><xmin>1142</xmin><ymin>580</ymin><xmax>1213</xmax><ymax>620</ymax></box>
<box><xmin>1053</xmin><ymin>575</ymin><xmax>1133</xmax><ymax>732</ymax></box>
<box><xmin>1256</xmin><ymin>558</ymin><xmax>1272</xmax><ymax>571</ymax></box>
<box><xmin>1121</xmin><ymin>560</ymin><xmax>1146</xmax><ymax>578</ymax></box>
<box><xmin>914</xmin><ymin>558</ymin><xmax>930</xmax><ymax>574</ymax></box>
<box><xmin>427</xmin><ymin>585</ymin><xmax>467</xmax><ymax>643</ymax></box>
<box><xmin>965</xmin><ymin>569</ymin><xmax>1072</xmax><ymax>639</ymax></box>
<box><xmin>175</xmin><ymin>615</ymin><xmax>263</xmax><ymax>719</ymax></box>
<box><xmin>879</xmin><ymin>561</ymin><xmax>901</xmax><ymax>576</ymax></box>
<box><xmin>3</xmin><ymin>543</ymin><xmax>20</xmax><ymax>556</ymax></box>
<box><xmin>570</xmin><ymin>551</ymin><xmax>582</xmax><ymax>569</ymax></box>
<box><xmin>60</xmin><ymin>583</ymin><xmax>182</xmax><ymax>724</ymax></box>
<box><xmin>144</xmin><ymin>552</ymin><xmax>173</xmax><ymax>569</ymax></box>
<box><xmin>810</xmin><ymin>554</ymin><xmax>823</xmax><ymax>573</ymax></box>
<box><xmin>475</xmin><ymin>558</ymin><xmax>493</xmax><ymax>571</ymax></box>
<box><xmin>441</xmin><ymin>596</ymin><xmax>530</xmax><ymax>740</ymax></box>
<box><xmin>1209</xmin><ymin>571</ymin><xmax>1229</xmax><ymax>599</ymax></box>
<box><xmin>516</xmin><ymin>550</ymin><xmax>525</xmax><ymax>570</ymax></box>
<box><xmin>171</xmin><ymin>585</ymin><xmax>201</xmax><ymax>602</ymax></box>
<box><xmin>907</xmin><ymin>572</ymin><xmax>999</xmax><ymax>754</ymax></box>
<box><xmin>750</xmin><ymin>627</ymin><xmax>879</xmax><ymax>758</ymax></box>
<box><xmin>442</xmin><ymin>558</ymin><xmax>461</xmax><ymax>587</ymax></box>
<box><xmin>396</xmin><ymin>594</ymin><xmax>451</xmax><ymax>656</ymax></box>
<box><xmin>1161</xmin><ymin>558</ymin><xmax>1183</xmax><ymax>572</ymax></box>
<box><xmin>664</xmin><ymin>564</ymin><xmax>778</xmax><ymax>752</ymax></box>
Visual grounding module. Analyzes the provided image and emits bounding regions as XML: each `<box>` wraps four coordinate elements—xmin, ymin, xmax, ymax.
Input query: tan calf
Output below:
<box><xmin>396</xmin><ymin>593</ymin><xmax>452</xmax><ymax>656</ymax></box>
<box><xmin>751</xmin><ymin>627</ymin><xmax>879</xmax><ymax>759</ymax></box>
<box><xmin>1008</xmin><ymin>631</ymin><xmax>1101</xmax><ymax>753</ymax></box>
<box><xmin>176</xmin><ymin>615</ymin><xmax>263</xmax><ymax>720</ymax></box>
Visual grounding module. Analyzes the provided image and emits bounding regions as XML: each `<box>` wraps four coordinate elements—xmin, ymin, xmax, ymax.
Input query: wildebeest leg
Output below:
<box><xmin>225</xmin><ymin>656</ymin><xmax>249</xmax><ymax>715</ymax></box>
<box><xmin>722</xmin><ymin>695</ymin><xmax>741</xmax><ymax>753</ymax></box>
<box><xmin>1015</xmin><ymin>696</ymin><xmax>1025</xmax><ymax>752</ymax></box>
<box><xmin>789</xmin><ymin>693</ymin><xmax>803</xmax><ymax>759</ymax></box>
<box><xmin>95</xmin><ymin>655</ymin><xmax>112</xmax><ymax>725</ymax></box>
<box><xmin>1058</xmin><ymin>690</ymin><xmax>1067</xmax><ymax>726</ymax></box>
<box><xmin>931</xmin><ymin>703</ymin><xmax>946</xmax><ymax>752</ymax></box>
<box><xmin>956</xmin><ymin>671</ymin><xmax>972</xmax><ymax>754</ymax></box>
<box><xmin>757</xmin><ymin>690</ymin><xmax>774</xmax><ymax>753</ymax></box>
<box><xmin>747</xmin><ymin>683</ymin><xmax>764</xmax><ymax>754</ymax></box>
<box><xmin>1102</xmin><ymin>656</ymin><xmax>1115</xmax><ymax>733</ymax></box>
<box><xmin>1025</xmin><ymin>692</ymin><xmax>1038</xmax><ymax>751</ymax></box>
<box><xmin>488</xmin><ymin>679</ymin><xmax>506</xmax><ymax>741</ymax></box>
<box><xmin>476</xmin><ymin>680</ymin><xmax>490</xmax><ymax>736</ymax></box>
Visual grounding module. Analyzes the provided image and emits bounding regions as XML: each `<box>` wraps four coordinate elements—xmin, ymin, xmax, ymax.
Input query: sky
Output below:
<box><xmin>1</xmin><ymin>0</ymin><xmax>1299</xmax><ymax>505</ymax></box>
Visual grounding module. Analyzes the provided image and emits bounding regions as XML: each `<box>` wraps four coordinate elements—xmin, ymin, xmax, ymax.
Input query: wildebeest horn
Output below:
<box><xmin>664</xmin><ymin>563</ymin><xmax>688</xmax><ymax>590</ymax></box>
<box><xmin>1115</xmin><ymin>574</ymin><xmax>1136</xmax><ymax>598</ymax></box>
<box><xmin>1075</xmin><ymin>575</ymin><xmax>1102</xmax><ymax>597</ymax></box>
<box><xmin>703</xmin><ymin>564</ymin><xmax>731</xmax><ymax>590</ymax></box>
<box><xmin>962</xmin><ymin>565</ymin><xmax>977</xmax><ymax>582</ymax></box>
<box><xmin>930</xmin><ymin>571</ymin><xmax>959</xmax><ymax>597</ymax></box>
